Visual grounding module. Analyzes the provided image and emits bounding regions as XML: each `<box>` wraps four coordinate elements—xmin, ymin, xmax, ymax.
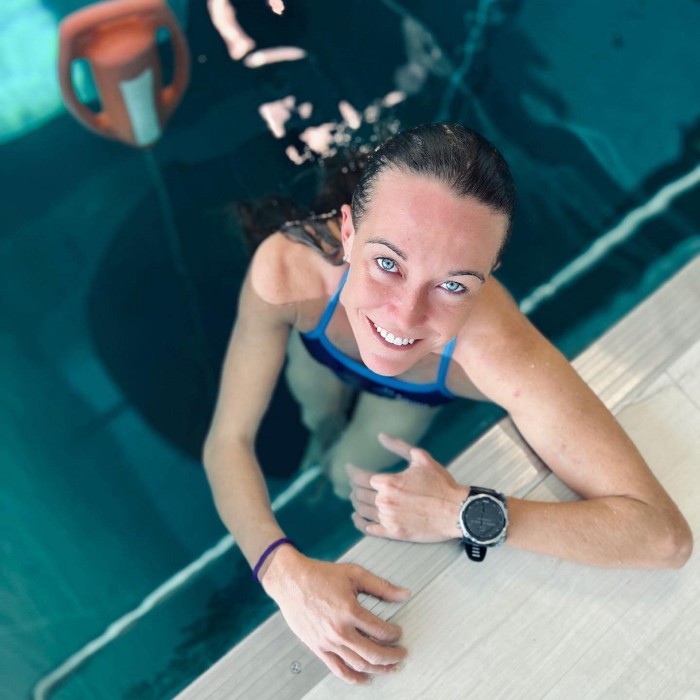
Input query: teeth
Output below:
<box><xmin>373</xmin><ymin>323</ymin><xmax>415</xmax><ymax>346</ymax></box>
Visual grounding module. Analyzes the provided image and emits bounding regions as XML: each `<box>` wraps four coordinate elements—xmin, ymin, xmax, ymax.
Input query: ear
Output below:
<box><xmin>340</xmin><ymin>204</ymin><xmax>355</xmax><ymax>262</ymax></box>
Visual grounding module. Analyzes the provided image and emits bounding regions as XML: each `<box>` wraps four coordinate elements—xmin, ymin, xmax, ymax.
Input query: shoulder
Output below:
<box><xmin>461</xmin><ymin>277</ymin><xmax>540</xmax><ymax>355</ymax></box>
<box><xmin>451</xmin><ymin>276</ymin><xmax>565</xmax><ymax>407</ymax></box>
<box><xmin>249</xmin><ymin>232</ymin><xmax>328</xmax><ymax>308</ymax></box>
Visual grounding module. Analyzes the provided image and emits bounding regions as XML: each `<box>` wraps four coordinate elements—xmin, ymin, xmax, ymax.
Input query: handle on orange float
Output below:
<box><xmin>58</xmin><ymin>17</ymin><xmax>113</xmax><ymax>137</ymax></box>
<box><xmin>156</xmin><ymin>5</ymin><xmax>191</xmax><ymax>119</ymax></box>
<box><xmin>64</xmin><ymin>0</ymin><xmax>169</xmax><ymax>35</ymax></box>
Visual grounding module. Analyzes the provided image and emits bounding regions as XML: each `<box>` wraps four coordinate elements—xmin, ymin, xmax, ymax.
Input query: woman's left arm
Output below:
<box><xmin>350</xmin><ymin>282</ymin><xmax>693</xmax><ymax>569</ymax></box>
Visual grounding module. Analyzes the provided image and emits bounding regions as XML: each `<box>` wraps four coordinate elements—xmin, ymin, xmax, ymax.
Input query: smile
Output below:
<box><xmin>371</xmin><ymin>321</ymin><xmax>416</xmax><ymax>347</ymax></box>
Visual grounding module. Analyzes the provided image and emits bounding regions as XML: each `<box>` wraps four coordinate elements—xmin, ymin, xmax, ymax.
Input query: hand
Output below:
<box><xmin>347</xmin><ymin>433</ymin><xmax>468</xmax><ymax>543</ymax></box>
<box><xmin>262</xmin><ymin>547</ymin><xmax>411</xmax><ymax>684</ymax></box>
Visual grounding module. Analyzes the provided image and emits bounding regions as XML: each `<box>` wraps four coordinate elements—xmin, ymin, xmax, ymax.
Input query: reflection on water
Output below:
<box><xmin>2</xmin><ymin>0</ymin><xmax>700</xmax><ymax>698</ymax></box>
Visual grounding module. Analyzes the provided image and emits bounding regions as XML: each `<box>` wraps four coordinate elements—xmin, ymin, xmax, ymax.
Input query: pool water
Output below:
<box><xmin>2</xmin><ymin>1</ymin><xmax>699</xmax><ymax>698</ymax></box>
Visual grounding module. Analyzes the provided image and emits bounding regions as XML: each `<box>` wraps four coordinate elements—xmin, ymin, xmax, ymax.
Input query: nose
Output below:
<box><xmin>391</xmin><ymin>284</ymin><xmax>429</xmax><ymax>329</ymax></box>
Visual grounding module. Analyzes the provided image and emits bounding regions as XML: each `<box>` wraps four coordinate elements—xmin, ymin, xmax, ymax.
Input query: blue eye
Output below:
<box><xmin>441</xmin><ymin>280</ymin><xmax>466</xmax><ymax>294</ymax></box>
<box><xmin>376</xmin><ymin>257</ymin><xmax>397</xmax><ymax>272</ymax></box>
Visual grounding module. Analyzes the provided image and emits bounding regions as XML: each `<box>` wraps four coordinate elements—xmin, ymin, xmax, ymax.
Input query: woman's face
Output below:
<box><xmin>340</xmin><ymin>169</ymin><xmax>507</xmax><ymax>377</ymax></box>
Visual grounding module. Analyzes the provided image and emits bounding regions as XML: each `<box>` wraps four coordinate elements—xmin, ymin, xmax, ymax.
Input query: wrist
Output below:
<box><xmin>259</xmin><ymin>543</ymin><xmax>304</xmax><ymax>597</ymax></box>
<box><xmin>444</xmin><ymin>485</ymin><xmax>470</xmax><ymax>540</ymax></box>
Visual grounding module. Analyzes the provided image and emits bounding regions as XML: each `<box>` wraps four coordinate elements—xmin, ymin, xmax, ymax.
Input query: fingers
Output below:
<box><xmin>321</xmin><ymin>646</ymin><xmax>401</xmax><ymax>686</ymax></box>
<box><xmin>351</xmin><ymin>496</ymin><xmax>377</xmax><ymax>524</ymax></box>
<box><xmin>339</xmin><ymin>644</ymin><xmax>407</xmax><ymax>673</ymax></box>
<box><xmin>320</xmin><ymin>603</ymin><xmax>407</xmax><ymax>685</ymax></box>
<box><xmin>352</xmin><ymin>565</ymin><xmax>411</xmax><ymax>603</ymax></box>
<box><xmin>341</xmin><ymin>609</ymin><xmax>407</xmax><ymax>677</ymax></box>
<box><xmin>352</xmin><ymin>511</ymin><xmax>390</xmax><ymax>538</ymax></box>
<box><xmin>351</xmin><ymin>483</ymin><xmax>377</xmax><ymax>508</ymax></box>
<box><xmin>377</xmin><ymin>432</ymin><xmax>415</xmax><ymax>460</ymax></box>
<box><xmin>345</xmin><ymin>462</ymin><xmax>374</xmax><ymax>489</ymax></box>
<box><xmin>350</xmin><ymin>607</ymin><xmax>403</xmax><ymax>645</ymax></box>
<box><xmin>348</xmin><ymin>466</ymin><xmax>390</xmax><ymax>506</ymax></box>
<box><xmin>321</xmin><ymin>650</ymin><xmax>371</xmax><ymax>685</ymax></box>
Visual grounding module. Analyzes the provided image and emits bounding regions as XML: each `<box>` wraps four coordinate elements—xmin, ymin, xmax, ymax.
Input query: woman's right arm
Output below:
<box><xmin>202</xmin><ymin>251</ymin><xmax>410</xmax><ymax>684</ymax></box>
<box><xmin>202</xmin><ymin>264</ymin><xmax>295</xmax><ymax>566</ymax></box>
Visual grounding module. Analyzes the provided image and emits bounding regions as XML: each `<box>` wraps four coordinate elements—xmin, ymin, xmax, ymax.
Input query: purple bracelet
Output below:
<box><xmin>252</xmin><ymin>537</ymin><xmax>295</xmax><ymax>583</ymax></box>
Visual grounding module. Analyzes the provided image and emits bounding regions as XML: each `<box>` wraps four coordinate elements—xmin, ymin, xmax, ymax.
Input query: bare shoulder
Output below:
<box><xmin>249</xmin><ymin>232</ymin><xmax>328</xmax><ymax>308</ymax></box>
<box><xmin>452</xmin><ymin>276</ymin><xmax>565</xmax><ymax>406</ymax></box>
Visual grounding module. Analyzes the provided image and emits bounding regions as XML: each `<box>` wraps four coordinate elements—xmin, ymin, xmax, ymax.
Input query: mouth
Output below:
<box><xmin>368</xmin><ymin>318</ymin><xmax>419</xmax><ymax>349</ymax></box>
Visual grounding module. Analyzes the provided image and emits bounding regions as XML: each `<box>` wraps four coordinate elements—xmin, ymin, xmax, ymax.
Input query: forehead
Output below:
<box><xmin>357</xmin><ymin>170</ymin><xmax>507</xmax><ymax>268</ymax></box>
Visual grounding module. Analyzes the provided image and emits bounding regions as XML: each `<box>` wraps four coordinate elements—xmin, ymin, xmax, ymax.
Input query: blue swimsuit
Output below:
<box><xmin>300</xmin><ymin>268</ymin><xmax>457</xmax><ymax>407</ymax></box>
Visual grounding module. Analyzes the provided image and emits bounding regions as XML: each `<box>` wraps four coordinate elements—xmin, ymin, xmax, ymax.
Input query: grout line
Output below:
<box><xmin>32</xmin><ymin>466</ymin><xmax>323</xmax><ymax>700</ymax></box>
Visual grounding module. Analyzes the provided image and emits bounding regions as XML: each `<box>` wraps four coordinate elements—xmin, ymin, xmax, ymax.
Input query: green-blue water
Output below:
<box><xmin>2</xmin><ymin>1</ymin><xmax>699</xmax><ymax>698</ymax></box>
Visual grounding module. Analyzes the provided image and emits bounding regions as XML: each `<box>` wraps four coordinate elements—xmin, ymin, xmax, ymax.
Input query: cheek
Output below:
<box><xmin>344</xmin><ymin>272</ymin><xmax>389</xmax><ymax>310</ymax></box>
<box><xmin>430</xmin><ymin>296</ymin><xmax>475</xmax><ymax>331</ymax></box>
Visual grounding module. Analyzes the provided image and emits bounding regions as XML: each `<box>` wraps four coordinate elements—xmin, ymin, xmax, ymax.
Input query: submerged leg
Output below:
<box><xmin>323</xmin><ymin>392</ymin><xmax>441</xmax><ymax>499</ymax></box>
<box><xmin>284</xmin><ymin>329</ymin><xmax>355</xmax><ymax>471</ymax></box>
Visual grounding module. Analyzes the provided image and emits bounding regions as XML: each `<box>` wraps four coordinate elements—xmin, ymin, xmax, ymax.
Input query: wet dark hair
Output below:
<box><xmin>236</xmin><ymin>122</ymin><xmax>515</xmax><ymax>265</ymax></box>
<box><xmin>234</xmin><ymin>149</ymin><xmax>370</xmax><ymax>265</ymax></box>
<box><xmin>351</xmin><ymin>122</ymin><xmax>516</xmax><ymax>263</ymax></box>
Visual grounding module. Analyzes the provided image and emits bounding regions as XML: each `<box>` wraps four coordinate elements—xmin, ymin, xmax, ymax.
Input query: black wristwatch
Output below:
<box><xmin>458</xmin><ymin>486</ymin><xmax>509</xmax><ymax>562</ymax></box>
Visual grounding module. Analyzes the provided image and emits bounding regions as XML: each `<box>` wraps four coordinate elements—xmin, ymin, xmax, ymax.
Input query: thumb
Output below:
<box><xmin>409</xmin><ymin>446</ymin><xmax>436</xmax><ymax>469</ymax></box>
<box><xmin>353</xmin><ymin>566</ymin><xmax>411</xmax><ymax>602</ymax></box>
<box><xmin>378</xmin><ymin>432</ymin><xmax>414</xmax><ymax>461</ymax></box>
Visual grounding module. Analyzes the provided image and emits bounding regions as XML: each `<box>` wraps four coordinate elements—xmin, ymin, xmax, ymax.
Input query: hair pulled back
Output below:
<box><xmin>351</xmin><ymin>122</ymin><xmax>516</xmax><ymax>261</ymax></box>
<box><xmin>235</xmin><ymin>122</ymin><xmax>515</xmax><ymax>265</ymax></box>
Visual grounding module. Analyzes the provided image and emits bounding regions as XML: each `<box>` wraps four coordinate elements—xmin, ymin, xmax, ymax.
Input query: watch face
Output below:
<box><xmin>464</xmin><ymin>497</ymin><xmax>506</xmax><ymax>542</ymax></box>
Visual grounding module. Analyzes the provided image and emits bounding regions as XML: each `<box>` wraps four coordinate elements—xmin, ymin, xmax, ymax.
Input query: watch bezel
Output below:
<box><xmin>458</xmin><ymin>491</ymin><xmax>509</xmax><ymax>547</ymax></box>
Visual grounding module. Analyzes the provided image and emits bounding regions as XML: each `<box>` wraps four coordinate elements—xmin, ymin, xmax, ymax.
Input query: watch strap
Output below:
<box><xmin>468</xmin><ymin>486</ymin><xmax>504</xmax><ymax>501</ymax></box>
<box><xmin>464</xmin><ymin>541</ymin><xmax>487</xmax><ymax>562</ymax></box>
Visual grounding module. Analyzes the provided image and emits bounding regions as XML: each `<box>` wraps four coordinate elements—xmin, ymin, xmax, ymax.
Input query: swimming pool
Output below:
<box><xmin>2</xmin><ymin>0</ymin><xmax>699</xmax><ymax>698</ymax></box>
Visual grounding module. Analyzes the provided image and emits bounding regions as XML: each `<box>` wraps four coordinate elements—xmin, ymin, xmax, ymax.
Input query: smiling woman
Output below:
<box><xmin>202</xmin><ymin>122</ymin><xmax>691</xmax><ymax>686</ymax></box>
<box><xmin>243</xmin><ymin>124</ymin><xmax>515</xmax><ymax>494</ymax></box>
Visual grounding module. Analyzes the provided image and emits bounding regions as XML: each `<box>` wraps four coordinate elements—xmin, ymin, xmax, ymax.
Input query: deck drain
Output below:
<box><xmin>290</xmin><ymin>661</ymin><xmax>302</xmax><ymax>674</ymax></box>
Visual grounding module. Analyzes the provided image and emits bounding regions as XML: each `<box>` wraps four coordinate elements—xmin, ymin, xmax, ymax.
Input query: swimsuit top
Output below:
<box><xmin>300</xmin><ymin>267</ymin><xmax>458</xmax><ymax>406</ymax></box>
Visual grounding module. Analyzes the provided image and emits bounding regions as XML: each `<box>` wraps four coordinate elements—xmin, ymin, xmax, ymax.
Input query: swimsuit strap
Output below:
<box><xmin>436</xmin><ymin>337</ymin><xmax>457</xmax><ymax>395</ymax></box>
<box><xmin>306</xmin><ymin>266</ymin><xmax>349</xmax><ymax>338</ymax></box>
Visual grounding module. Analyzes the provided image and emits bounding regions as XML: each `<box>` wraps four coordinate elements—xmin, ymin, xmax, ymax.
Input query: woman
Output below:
<box><xmin>203</xmin><ymin>123</ymin><xmax>692</xmax><ymax>685</ymax></box>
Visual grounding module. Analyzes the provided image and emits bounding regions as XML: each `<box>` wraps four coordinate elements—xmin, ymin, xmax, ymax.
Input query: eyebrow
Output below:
<box><xmin>367</xmin><ymin>237</ymin><xmax>406</xmax><ymax>259</ymax></box>
<box><xmin>366</xmin><ymin>237</ymin><xmax>486</xmax><ymax>283</ymax></box>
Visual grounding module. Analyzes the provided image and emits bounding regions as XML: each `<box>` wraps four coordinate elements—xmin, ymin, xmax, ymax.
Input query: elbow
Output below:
<box><xmin>202</xmin><ymin>429</ymin><xmax>227</xmax><ymax>474</ymax></box>
<box><xmin>656</xmin><ymin>516</ymin><xmax>693</xmax><ymax>569</ymax></box>
<box><xmin>201</xmin><ymin>432</ymin><xmax>215</xmax><ymax>470</ymax></box>
<box><xmin>669</xmin><ymin>523</ymin><xmax>693</xmax><ymax>569</ymax></box>
<box><xmin>201</xmin><ymin>429</ymin><xmax>253</xmax><ymax>473</ymax></box>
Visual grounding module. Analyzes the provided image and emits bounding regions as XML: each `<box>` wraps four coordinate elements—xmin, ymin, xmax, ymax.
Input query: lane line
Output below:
<box><xmin>436</xmin><ymin>0</ymin><xmax>499</xmax><ymax>122</ymax></box>
<box><xmin>519</xmin><ymin>163</ymin><xmax>700</xmax><ymax>315</ymax></box>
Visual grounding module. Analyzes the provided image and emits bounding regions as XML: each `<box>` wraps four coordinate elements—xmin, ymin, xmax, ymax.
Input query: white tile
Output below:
<box><xmin>667</xmin><ymin>337</ymin><xmax>700</xmax><ymax>411</ymax></box>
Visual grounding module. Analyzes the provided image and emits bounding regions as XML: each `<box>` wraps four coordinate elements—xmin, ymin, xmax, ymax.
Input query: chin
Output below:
<box><xmin>357</xmin><ymin>335</ymin><xmax>426</xmax><ymax>377</ymax></box>
<box><xmin>360</xmin><ymin>352</ymin><xmax>407</xmax><ymax>377</ymax></box>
